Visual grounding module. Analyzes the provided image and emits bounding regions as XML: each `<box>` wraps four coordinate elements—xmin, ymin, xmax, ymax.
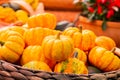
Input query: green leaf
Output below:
<box><xmin>102</xmin><ymin>19</ymin><xmax>107</xmax><ymax>30</ymax></box>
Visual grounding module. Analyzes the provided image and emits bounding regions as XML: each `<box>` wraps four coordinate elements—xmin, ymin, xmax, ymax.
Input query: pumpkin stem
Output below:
<box><xmin>111</xmin><ymin>47</ymin><xmax>120</xmax><ymax>57</ymax></box>
<box><xmin>56</xmin><ymin>32</ymin><xmax>61</xmax><ymax>39</ymax></box>
<box><xmin>0</xmin><ymin>41</ymin><xmax>4</xmax><ymax>46</ymax></box>
<box><xmin>77</xmin><ymin>25</ymin><xmax>82</xmax><ymax>33</ymax></box>
<box><xmin>73</xmin><ymin>51</ymin><xmax>78</xmax><ymax>58</ymax></box>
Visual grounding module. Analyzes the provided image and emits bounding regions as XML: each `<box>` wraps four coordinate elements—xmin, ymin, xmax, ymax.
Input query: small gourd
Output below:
<box><xmin>89</xmin><ymin>46</ymin><xmax>120</xmax><ymax>72</ymax></box>
<box><xmin>41</xmin><ymin>32</ymin><xmax>74</xmax><ymax>62</ymax></box>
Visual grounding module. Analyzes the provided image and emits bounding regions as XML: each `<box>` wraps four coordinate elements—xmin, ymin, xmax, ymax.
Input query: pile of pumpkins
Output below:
<box><xmin>0</xmin><ymin>12</ymin><xmax>119</xmax><ymax>75</ymax></box>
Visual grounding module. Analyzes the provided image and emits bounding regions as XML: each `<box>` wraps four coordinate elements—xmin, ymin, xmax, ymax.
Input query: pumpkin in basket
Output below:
<box><xmin>54</xmin><ymin>54</ymin><xmax>88</xmax><ymax>74</ymax></box>
<box><xmin>0</xmin><ymin>30</ymin><xmax>25</xmax><ymax>63</ymax></box>
<box><xmin>23</xmin><ymin>27</ymin><xmax>60</xmax><ymax>46</ymax></box>
<box><xmin>95</xmin><ymin>36</ymin><xmax>116</xmax><ymax>50</ymax></box>
<box><xmin>27</xmin><ymin>13</ymin><xmax>56</xmax><ymax>29</ymax></box>
<box><xmin>20</xmin><ymin>45</ymin><xmax>43</xmax><ymax>65</ymax></box>
<box><xmin>70</xmin><ymin>48</ymin><xmax>87</xmax><ymax>64</ymax></box>
<box><xmin>41</xmin><ymin>32</ymin><xmax>74</xmax><ymax>62</ymax></box>
<box><xmin>63</xmin><ymin>26</ymin><xmax>96</xmax><ymax>51</ymax></box>
<box><xmin>23</xmin><ymin>61</ymin><xmax>52</xmax><ymax>72</ymax></box>
<box><xmin>89</xmin><ymin>46</ymin><xmax>120</xmax><ymax>72</ymax></box>
<box><xmin>8</xmin><ymin>26</ymin><xmax>27</xmax><ymax>36</ymax></box>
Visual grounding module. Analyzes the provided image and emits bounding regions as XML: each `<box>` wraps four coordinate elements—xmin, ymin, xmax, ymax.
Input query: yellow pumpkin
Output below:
<box><xmin>89</xmin><ymin>46</ymin><xmax>120</xmax><ymax>72</ymax></box>
<box><xmin>23</xmin><ymin>27</ymin><xmax>60</xmax><ymax>46</ymax></box>
<box><xmin>0</xmin><ymin>30</ymin><xmax>25</xmax><ymax>63</ymax></box>
<box><xmin>27</xmin><ymin>13</ymin><xmax>57</xmax><ymax>29</ymax></box>
<box><xmin>63</xmin><ymin>27</ymin><xmax>96</xmax><ymax>51</ymax></box>
<box><xmin>41</xmin><ymin>32</ymin><xmax>74</xmax><ymax>62</ymax></box>
<box><xmin>95</xmin><ymin>36</ymin><xmax>116</xmax><ymax>50</ymax></box>
<box><xmin>23</xmin><ymin>61</ymin><xmax>52</xmax><ymax>72</ymax></box>
<box><xmin>71</xmin><ymin>48</ymin><xmax>87</xmax><ymax>64</ymax></box>
<box><xmin>54</xmin><ymin>58</ymin><xmax>88</xmax><ymax>74</ymax></box>
<box><xmin>15</xmin><ymin>10</ymin><xmax>29</xmax><ymax>24</ymax></box>
<box><xmin>20</xmin><ymin>45</ymin><xmax>43</xmax><ymax>65</ymax></box>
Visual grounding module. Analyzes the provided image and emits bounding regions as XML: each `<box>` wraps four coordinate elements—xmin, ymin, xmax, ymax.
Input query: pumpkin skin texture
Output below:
<box><xmin>63</xmin><ymin>27</ymin><xmax>96</xmax><ymax>51</ymax></box>
<box><xmin>8</xmin><ymin>26</ymin><xmax>27</xmax><ymax>36</ymax></box>
<box><xmin>27</xmin><ymin>13</ymin><xmax>57</xmax><ymax>29</ymax></box>
<box><xmin>23</xmin><ymin>61</ymin><xmax>52</xmax><ymax>72</ymax></box>
<box><xmin>0</xmin><ymin>30</ymin><xmax>25</xmax><ymax>63</ymax></box>
<box><xmin>89</xmin><ymin>46</ymin><xmax>120</xmax><ymax>72</ymax></box>
<box><xmin>41</xmin><ymin>33</ymin><xmax>74</xmax><ymax>62</ymax></box>
<box><xmin>23</xmin><ymin>27</ymin><xmax>60</xmax><ymax>46</ymax></box>
<box><xmin>95</xmin><ymin>36</ymin><xmax>116</xmax><ymax>50</ymax></box>
<box><xmin>71</xmin><ymin>48</ymin><xmax>87</xmax><ymax>64</ymax></box>
<box><xmin>54</xmin><ymin>58</ymin><xmax>88</xmax><ymax>74</ymax></box>
<box><xmin>20</xmin><ymin>45</ymin><xmax>43</xmax><ymax>65</ymax></box>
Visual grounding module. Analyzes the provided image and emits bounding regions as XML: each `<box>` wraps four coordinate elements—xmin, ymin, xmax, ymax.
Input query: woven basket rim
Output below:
<box><xmin>0</xmin><ymin>60</ymin><xmax>119</xmax><ymax>80</ymax></box>
<box><xmin>1</xmin><ymin>60</ymin><xmax>120</xmax><ymax>75</ymax></box>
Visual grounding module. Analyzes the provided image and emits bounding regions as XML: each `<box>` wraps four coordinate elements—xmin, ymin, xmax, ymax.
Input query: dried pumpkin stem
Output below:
<box><xmin>77</xmin><ymin>25</ymin><xmax>82</xmax><ymax>33</ymax></box>
<box><xmin>0</xmin><ymin>41</ymin><xmax>4</xmax><ymax>46</ymax></box>
<box><xmin>73</xmin><ymin>51</ymin><xmax>78</xmax><ymax>58</ymax></box>
<box><xmin>111</xmin><ymin>47</ymin><xmax>120</xmax><ymax>57</ymax></box>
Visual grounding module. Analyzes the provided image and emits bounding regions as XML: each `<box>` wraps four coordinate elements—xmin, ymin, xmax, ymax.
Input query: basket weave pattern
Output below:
<box><xmin>0</xmin><ymin>60</ymin><xmax>119</xmax><ymax>80</ymax></box>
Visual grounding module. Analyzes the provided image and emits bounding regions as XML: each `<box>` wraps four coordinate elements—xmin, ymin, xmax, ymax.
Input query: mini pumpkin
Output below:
<box><xmin>23</xmin><ymin>27</ymin><xmax>60</xmax><ymax>46</ymax></box>
<box><xmin>63</xmin><ymin>26</ymin><xmax>96</xmax><ymax>51</ymax></box>
<box><xmin>95</xmin><ymin>36</ymin><xmax>116</xmax><ymax>50</ymax></box>
<box><xmin>23</xmin><ymin>61</ymin><xmax>52</xmax><ymax>72</ymax></box>
<box><xmin>20</xmin><ymin>45</ymin><xmax>43</xmax><ymax>65</ymax></box>
<box><xmin>41</xmin><ymin>32</ymin><xmax>74</xmax><ymax>62</ymax></box>
<box><xmin>27</xmin><ymin>13</ymin><xmax>57</xmax><ymax>29</ymax></box>
<box><xmin>71</xmin><ymin>48</ymin><xmax>87</xmax><ymax>64</ymax></box>
<box><xmin>0</xmin><ymin>30</ymin><xmax>25</xmax><ymax>63</ymax></box>
<box><xmin>54</xmin><ymin>57</ymin><xmax>88</xmax><ymax>74</ymax></box>
<box><xmin>89</xmin><ymin>46</ymin><xmax>120</xmax><ymax>72</ymax></box>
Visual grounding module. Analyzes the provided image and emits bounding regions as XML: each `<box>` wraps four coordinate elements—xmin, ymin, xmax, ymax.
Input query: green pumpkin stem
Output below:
<box><xmin>0</xmin><ymin>41</ymin><xmax>4</xmax><ymax>46</ymax></box>
<box><xmin>73</xmin><ymin>51</ymin><xmax>78</xmax><ymax>58</ymax></box>
<box><xmin>77</xmin><ymin>25</ymin><xmax>82</xmax><ymax>33</ymax></box>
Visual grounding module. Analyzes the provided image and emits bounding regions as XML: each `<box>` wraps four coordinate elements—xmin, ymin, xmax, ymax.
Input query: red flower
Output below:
<box><xmin>88</xmin><ymin>7</ymin><xmax>94</xmax><ymax>13</ymax></box>
<box><xmin>106</xmin><ymin>9</ymin><xmax>114</xmax><ymax>19</ymax></box>
<box><xmin>101</xmin><ymin>0</ymin><xmax>107</xmax><ymax>4</ymax></box>
<box><xmin>97</xmin><ymin>5</ymin><xmax>102</xmax><ymax>14</ymax></box>
<box><xmin>114</xmin><ymin>0</ymin><xmax>120</xmax><ymax>7</ymax></box>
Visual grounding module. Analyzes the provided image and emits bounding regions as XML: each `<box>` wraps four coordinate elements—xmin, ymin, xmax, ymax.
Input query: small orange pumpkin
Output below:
<box><xmin>27</xmin><ymin>13</ymin><xmax>57</xmax><ymax>29</ymax></box>
<box><xmin>95</xmin><ymin>36</ymin><xmax>116</xmax><ymax>50</ymax></box>
<box><xmin>71</xmin><ymin>48</ymin><xmax>87</xmax><ymax>64</ymax></box>
<box><xmin>63</xmin><ymin>26</ymin><xmax>96</xmax><ymax>51</ymax></box>
<box><xmin>23</xmin><ymin>27</ymin><xmax>60</xmax><ymax>46</ymax></box>
<box><xmin>20</xmin><ymin>45</ymin><xmax>43</xmax><ymax>65</ymax></box>
<box><xmin>0</xmin><ymin>30</ymin><xmax>25</xmax><ymax>63</ymax></box>
<box><xmin>23</xmin><ymin>61</ymin><xmax>52</xmax><ymax>72</ymax></box>
<box><xmin>89</xmin><ymin>46</ymin><xmax>120</xmax><ymax>72</ymax></box>
<box><xmin>41</xmin><ymin>32</ymin><xmax>74</xmax><ymax>62</ymax></box>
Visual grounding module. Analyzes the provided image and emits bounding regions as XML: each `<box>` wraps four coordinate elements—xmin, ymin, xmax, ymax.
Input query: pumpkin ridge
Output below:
<box><xmin>1</xmin><ymin>46</ymin><xmax>19</xmax><ymax>63</ymax></box>
<box><xmin>96</xmin><ymin>49</ymin><xmax>107</xmax><ymax>67</ymax></box>
<box><xmin>104</xmin><ymin>56</ymin><xmax>120</xmax><ymax>71</ymax></box>
<box><xmin>7</xmin><ymin>36</ymin><xmax>25</xmax><ymax>48</ymax></box>
<box><xmin>47</xmin><ymin>39</ymin><xmax>55</xmax><ymax>60</ymax></box>
<box><xmin>99</xmin><ymin>51</ymin><xmax>114</xmax><ymax>70</ymax></box>
<box><xmin>103</xmin><ymin>55</ymin><xmax>116</xmax><ymax>71</ymax></box>
<box><xmin>63</xmin><ymin>36</ymin><xmax>74</xmax><ymax>58</ymax></box>
<box><xmin>4</xmin><ymin>42</ymin><xmax>21</xmax><ymax>56</ymax></box>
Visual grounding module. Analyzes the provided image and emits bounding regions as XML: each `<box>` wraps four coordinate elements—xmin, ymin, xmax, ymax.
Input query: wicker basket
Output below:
<box><xmin>0</xmin><ymin>60</ymin><xmax>119</xmax><ymax>80</ymax></box>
